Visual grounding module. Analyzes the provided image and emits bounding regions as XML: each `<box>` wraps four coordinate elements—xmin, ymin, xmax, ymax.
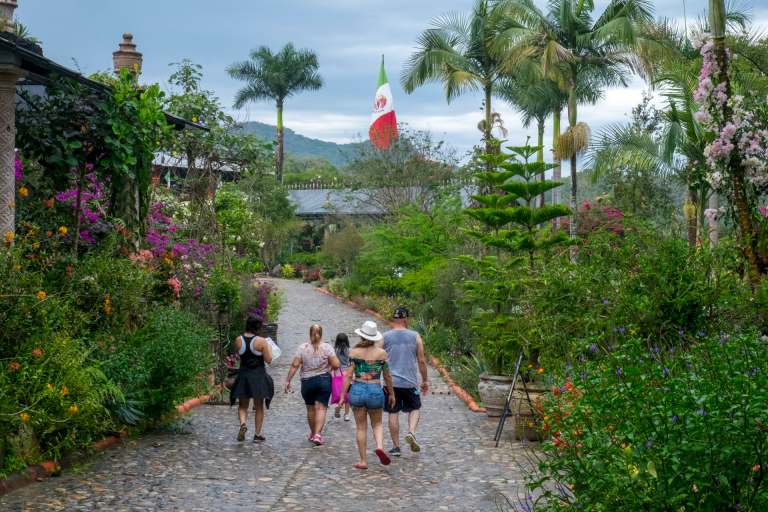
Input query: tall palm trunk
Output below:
<box><xmin>276</xmin><ymin>100</ymin><xmax>285</xmax><ymax>184</ymax></box>
<box><xmin>484</xmin><ymin>84</ymin><xmax>492</xmax><ymax>172</ymax></box>
<box><xmin>568</xmin><ymin>77</ymin><xmax>578</xmax><ymax>263</ymax></box>
<box><xmin>537</xmin><ymin>117</ymin><xmax>545</xmax><ymax>208</ymax></box>
<box><xmin>552</xmin><ymin>108</ymin><xmax>561</xmax><ymax>212</ymax></box>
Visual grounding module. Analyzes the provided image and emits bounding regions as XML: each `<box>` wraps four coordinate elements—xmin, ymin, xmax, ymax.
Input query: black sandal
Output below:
<box><xmin>253</xmin><ymin>434</ymin><xmax>265</xmax><ymax>443</ymax></box>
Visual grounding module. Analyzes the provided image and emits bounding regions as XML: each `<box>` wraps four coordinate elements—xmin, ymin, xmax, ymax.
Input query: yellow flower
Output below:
<box><xmin>20</xmin><ymin>413</ymin><xmax>29</xmax><ymax>421</ymax></box>
<box><xmin>192</xmin><ymin>117</ymin><xmax>197</xmax><ymax>122</ymax></box>
<box><xmin>164</xmin><ymin>258</ymin><xmax>172</xmax><ymax>264</ymax></box>
<box><xmin>59</xmin><ymin>226</ymin><xmax>67</xmax><ymax>235</ymax></box>
<box><xmin>81</xmin><ymin>126</ymin><xmax>86</xmax><ymax>132</ymax></box>
<box><xmin>628</xmin><ymin>464</ymin><xmax>638</xmax><ymax>477</ymax></box>
<box><xmin>36</xmin><ymin>291</ymin><xmax>46</xmax><ymax>300</ymax></box>
<box><xmin>544</xmin><ymin>416</ymin><xmax>549</xmax><ymax>420</ymax></box>
<box><xmin>60</xmin><ymin>387</ymin><xmax>69</xmax><ymax>395</ymax></box>
<box><xmin>19</xmin><ymin>187</ymin><xmax>28</xmax><ymax>196</ymax></box>
<box><xmin>156</xmin><ymin>141</ymin><xmax>160</xmax><ymax>145</ymax></box>
<box><xmin>5</xmin><ymin>232</ymin><xmax>13</xmax><ymax>242</ymax></box>
<box><xmin>8</xmin><ymin>202</ymin><xmax>14</xmax><ymax>208</ymax></box>
<box><xmin>28</xmin><ymin>230</ymin><xmax>34</xmax><ymax>235</ymax></box>
<box><xmin>172</xmin><ymin>151</ymin><xmax>177</xmax><ymax>156</ymax></box>
<box><xmin>13</xmin><ymin>265</ymin><xmax>19</xmax><ymax>269</ymax></box>
<box><xmin>69</xmin><ymin>405</ymin><xmax>78</xmax><ymax>413</ymax></box>
<box><xmin>47</xmin><ymin>384</ymin><xmax>53</xmax><ymax>390</ymax></box>
<box><xmin>33</xmin><ymin>243</ymin><xmax>40</xmax><ymax>249</ymax></box>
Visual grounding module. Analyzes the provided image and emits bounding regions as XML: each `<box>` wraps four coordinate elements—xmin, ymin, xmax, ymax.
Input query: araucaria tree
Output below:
<box><xmin>227</xmin><ymin>43</ymin><xmax>324</xmax><ymax>184</ymax></box>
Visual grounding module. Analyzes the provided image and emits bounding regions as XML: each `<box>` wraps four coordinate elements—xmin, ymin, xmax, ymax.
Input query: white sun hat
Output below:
<box><xmin>355</xmin><ymin>320</ymin><xmax>383</xmax><ymax>341</ymax></box>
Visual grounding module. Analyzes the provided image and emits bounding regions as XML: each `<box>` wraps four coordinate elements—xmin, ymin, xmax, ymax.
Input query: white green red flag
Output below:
<box><xmin>369</xmin><ymin>57</ymin><xmax>397</xmax><ymax>150</ymax></box>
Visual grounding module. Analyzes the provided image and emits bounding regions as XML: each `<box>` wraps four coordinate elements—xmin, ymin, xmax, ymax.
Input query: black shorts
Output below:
<box><xmin>300</xmin><ymin>373</ymin><xmax>332</xmax><ymax>406</ymax></box>
<box><xmin>384</xmin><ymin>387</ymin><xmax>422</xmax><ymax>414</ymax></box>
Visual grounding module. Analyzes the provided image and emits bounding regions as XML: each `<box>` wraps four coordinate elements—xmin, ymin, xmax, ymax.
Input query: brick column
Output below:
<box><xmin>0</xmin><ymin>64</ymin><xmax>26</xmax><ymax>238</ymax></box>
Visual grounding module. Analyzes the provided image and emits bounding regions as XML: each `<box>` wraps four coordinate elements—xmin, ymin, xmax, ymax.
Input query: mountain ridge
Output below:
<box><xmin>241</xmin><ymin>121</ymin><xmax>363</xmax><ymax>167</ymax></box>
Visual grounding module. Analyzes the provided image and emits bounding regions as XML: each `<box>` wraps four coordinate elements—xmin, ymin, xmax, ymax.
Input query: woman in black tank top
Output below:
<box><xmin>229</xmin><ymin>314</ymin><xmax>275</xmax><ymax>443</ymax></box>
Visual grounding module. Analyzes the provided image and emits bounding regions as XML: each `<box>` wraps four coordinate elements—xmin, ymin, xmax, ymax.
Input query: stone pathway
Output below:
<box><xmin>1</xmin><ymin>280</ymin><xmax>530</xmax><ymax>511</ymax></box>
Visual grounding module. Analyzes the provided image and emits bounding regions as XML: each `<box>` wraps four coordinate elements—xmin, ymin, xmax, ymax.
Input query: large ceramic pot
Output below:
<box><xmin>477</xmin><ymin>374</ymin><xmax>515</xmax><ymax>417</ymax></box>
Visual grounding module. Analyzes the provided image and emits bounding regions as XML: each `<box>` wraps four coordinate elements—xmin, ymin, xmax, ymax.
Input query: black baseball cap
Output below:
<box><xmin>393</xmin><ymin>307</ymin><xmax>409</xmax><ymax>319</ymax></box>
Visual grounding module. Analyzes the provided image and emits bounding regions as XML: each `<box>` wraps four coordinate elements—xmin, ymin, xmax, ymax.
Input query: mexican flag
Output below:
<box><xmin>369</xmin><ymin>57</ymin><xmax>398</xmax><ymax>150</ymax></box>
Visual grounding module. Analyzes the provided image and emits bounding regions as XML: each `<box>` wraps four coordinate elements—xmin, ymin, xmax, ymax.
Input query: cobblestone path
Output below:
<box><xmin>1</xmin><ymin>280</ymin><xmax>529</xmax><ymax>512</ymax></box>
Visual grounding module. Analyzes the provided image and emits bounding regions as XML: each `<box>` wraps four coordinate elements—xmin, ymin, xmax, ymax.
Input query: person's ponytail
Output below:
<box><xmin>309</xmin><ymin>324</ymin><xmax>323</xmax><ymax>352</ymax></box>
<box><xmin>354</xmin><ymin>337</ymin><xmax>375</xmax><ymax>349</ymax></box>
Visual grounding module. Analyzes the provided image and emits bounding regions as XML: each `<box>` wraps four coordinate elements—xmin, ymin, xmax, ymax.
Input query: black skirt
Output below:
<box><xmin>229</xmin><ymin>365</ymin><xmax>275</xmax><ymax>409</ymax></box>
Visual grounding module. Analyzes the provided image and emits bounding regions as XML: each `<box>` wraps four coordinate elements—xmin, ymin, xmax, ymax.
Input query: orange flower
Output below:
<box><xmin>58</xmin><ymin>226</ymin><xmax>67</xmax><ymax>235</ymax></box>
<box><xmin>32</xmin><ymin>349</ymin><xmax>42</xmax><ymax>357</ymax></box>
<box><xmin>538</xmin><ymin>368</ymin><xmax>544</xmax><ymax>374</ymax></box>
<box><xmin>37</xmin><ymin>291</ymin><xmax>46</xmax><ymax>300</ymax></box>
<box><xmin>33</xmin><ymin>242</ymin><xmax>40</xmax><ymax>249</ymax></box>
<box><xmin>8</xmin><ymin>202</ymin><xmax>14</xmax><ymax>208</ymax></box>
<box><xmin>20</xmin><ymin>413</ymin><xmax>29</xmax><ymax>421</ymax></box>
<box><xmin>10</xmin><ymin>362</ymin><xmax>19</xmax><ymax>371</ymax></box>
<box><xmin>19</xmin><ymin>187</ymin><xmax>28</xmax><ymax>196</ymax></box>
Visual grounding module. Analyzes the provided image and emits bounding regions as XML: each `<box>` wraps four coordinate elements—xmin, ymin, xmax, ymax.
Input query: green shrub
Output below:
<box><xmin>101</xmin><ymin>308</ymin><xmax>214</xmax><ymax>422</ymax></box>
<box><xmin>281</xmin><ymin>264</ymin><xmax>295</xmax><ymax>278</ymax></box>
<box><xmin>0</xmin><ymin>336</ymin><xmax>120</xmax><ymax>466</ymax></box>
<box><xmin>321</xmin><ymin>269</ymin><xmax>336</xmax><ymax>280</ymax></box>
<box><xmin>340</xmin><ymin>273</ymin><xmax>370</xmax><ymax>298</ymax></box>
<box><xmin>290</xmin><ymin>252</ymin><xmax>318</xmax><ymax>266</ymax></box>
<box><xmin>523</xmin><ymin>329</ymin><xmax>768</xmax><ymax>511</ymax></box>
<box><xmin>326</xmin><ymin>278</ymin><xmax>344</xmax><ymax>297</ymax></box>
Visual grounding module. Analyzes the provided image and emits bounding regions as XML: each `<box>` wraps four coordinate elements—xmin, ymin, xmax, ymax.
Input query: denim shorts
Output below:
<box><xmin>348</xmin><ymin>382</ymin><xmax>385</xmax><ymax>410</ymax></box>
<box><xmin>300</xmin><ymin>373</ymin><xmax>332</xmax><ymax>406</ymax></box>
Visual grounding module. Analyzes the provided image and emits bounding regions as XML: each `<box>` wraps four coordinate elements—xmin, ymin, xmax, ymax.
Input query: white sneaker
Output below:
<box><xmin>344</xmin><ymin>414</ymin><xmax>350</xmax><ymax>421</ymax></box>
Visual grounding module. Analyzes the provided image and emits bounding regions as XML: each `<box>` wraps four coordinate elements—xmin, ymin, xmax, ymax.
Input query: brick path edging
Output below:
<box><xmin>0</xmin><ymin>391</ymin><xmax>216</xmax><ymax>497</ymax></box>
<box><xmin>314</xmin><ymin>286</ymin><xmax>486</xmax><ymax>413</ymax></box>
<box><xmin>430</xmin><ymin>355</ymin><xmax>486</xmax><ymax>412</ymax></box>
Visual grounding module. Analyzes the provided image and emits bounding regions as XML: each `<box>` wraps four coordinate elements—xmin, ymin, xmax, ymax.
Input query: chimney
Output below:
<box><xmin>113</xmin><ymin>33</ymin><xmax>143</xmax><ymax>79</ymax></box>
<box><xmin>0</xmin><ymin>1</ymin><xmax>17</xmax><ymax>33</ymax></box>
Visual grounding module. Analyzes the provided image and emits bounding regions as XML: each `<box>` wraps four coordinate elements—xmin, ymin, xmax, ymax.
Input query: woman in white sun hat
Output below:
<box><xmin>338</xmin><ymin>320</ymin><xmax>396</xmax><ymax>469</ymax></box>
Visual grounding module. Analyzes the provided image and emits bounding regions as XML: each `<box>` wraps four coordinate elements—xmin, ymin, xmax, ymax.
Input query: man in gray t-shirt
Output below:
<box><xmin>377</xmin><ymin>307</ymin><xmax>429</xmax><ymax>456</ymax></box>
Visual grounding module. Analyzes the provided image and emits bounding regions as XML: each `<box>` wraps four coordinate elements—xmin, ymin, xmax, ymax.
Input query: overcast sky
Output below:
<box><xmin>25</xmin><ymin>0</ymin><xmax>768</xmax><ymax>163</ymax></box>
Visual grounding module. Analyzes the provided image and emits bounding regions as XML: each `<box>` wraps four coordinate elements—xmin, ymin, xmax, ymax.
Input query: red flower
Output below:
<box><xmin>109</xmin><ymin>336</ymin><xmax>114</xmax><ymax>341</ymax></box>
<box><xmin>99</xmin><ymin>343</ymin><xmax>103</xmax><ymax>347</ymax></box>
<box><xmin>104</xmin><ymin>293</ymin><xmax>110</xmax><ymax>299</ymax></box>
<box><xmin>32</xmin><ymin>349</ymin><xmax>42</xmax><ymax>357</ymax></box>
<box><xmin>107</xmin><ymin>347</ymin><xmax>113</xmax><ymax>352</ymax></box>
<box><xmin>9</xmin><ymin>362</ymin><xmax>19</xmax><ymax>371</ymax></box>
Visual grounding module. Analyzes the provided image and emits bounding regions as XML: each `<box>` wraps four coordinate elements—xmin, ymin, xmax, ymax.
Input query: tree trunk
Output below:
<box><xmin>709</xmin><ymin>192</ymin><xmax>719</xmax><ymax>248</ymax></box>
<box><xmin>552</xmin><ymin>108</ymin><xmax>561</xmax><ymax>225</ymax></box>
<box><xmin>485</xmin><ymin>85</ymin><xmax>492</xmax><ymax>172</ymax></box>
<box><xmin>570</xmin><ymin>156</ymin><xmax>578</xmax><ymax>263</ymax></box>
<box><xmin>276</xmin><ymin>101</ymin><xmax>285</xmax><ymax>184</ymax></box>
<box><xmin>537</xmin><ymin>118</ymin><xmax>545</xmax><ymax>209</ymax></box>
<box><xmin>709</xmin><ymin>0</ymin><xmax>760</xmax><ymax>284</ymax></box>
<box><xmin>71</xmin><ymin>164</ymin><xmax>86</xmax><ymax>257</ymax></box>
<box><xmin>685</xmin><ymin>189</ymin><xmax>697</xmax><ymax>248</ymax></box>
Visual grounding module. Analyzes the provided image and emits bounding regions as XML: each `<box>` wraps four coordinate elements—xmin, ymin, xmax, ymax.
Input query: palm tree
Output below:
<box><xmin>493</xmin><ymin>0</ymin><xmax>674</xmax><ymax>255</ymax></box>
<box><xmin>496</xmin><ymin>73</ymin><xmax>602</xmax><ymax>208</ymax></box>
<box><xmin>227</xmin><ymin>43</ymin><xmax>324</xmax><ymax>183</ymax></box>
<box><xmin>401</xmin><ymin>0</ymin><xmax>506</xmax><ymax>164</ymax></box>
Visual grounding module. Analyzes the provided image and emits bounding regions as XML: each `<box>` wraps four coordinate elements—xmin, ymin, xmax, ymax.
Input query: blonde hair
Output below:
<box><xmin>309</xmin><ymin>324</ymin><xmax>323</xmax><ymax>351</ymax></box>
<box><xmin>354</xmin><ymin>337</ymin><xmax>375</xmax><ymax>349</ymax></box>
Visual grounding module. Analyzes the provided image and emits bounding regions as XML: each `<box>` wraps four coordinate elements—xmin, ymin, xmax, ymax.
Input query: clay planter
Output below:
<box><xmin>223</xmin><ymin>367</ymin><xmax>239</xmax><ymax>391</ymax></box>
<box><xmin>477</xmin><ymin>374</ymin><xmax>516</xmax><ymax>417</ymax></box>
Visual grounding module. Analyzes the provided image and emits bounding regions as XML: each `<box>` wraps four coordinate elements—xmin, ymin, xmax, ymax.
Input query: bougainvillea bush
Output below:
<box><xmin>520</xmin><ymin>330</ymin><xmax>768</xmax><ymax>511</ymax></box>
